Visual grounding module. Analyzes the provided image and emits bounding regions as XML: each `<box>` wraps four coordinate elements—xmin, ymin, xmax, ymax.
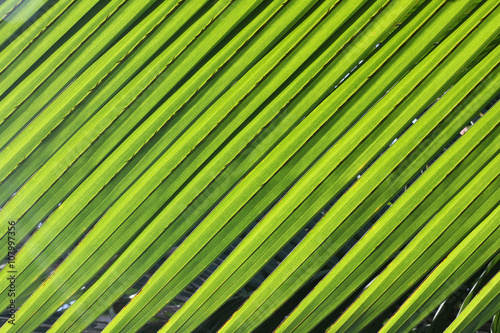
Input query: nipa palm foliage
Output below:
<box><xmin>0</xmin><ymin>0</ymin><xmax>499</xmax><ymax>332</ymax></box>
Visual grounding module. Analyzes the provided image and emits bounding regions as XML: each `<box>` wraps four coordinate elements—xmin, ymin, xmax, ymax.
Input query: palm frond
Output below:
<box><xmin>0</xmin><ymin>0</ymin><xmax>498</xmax><ymax>332</ymax></box>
